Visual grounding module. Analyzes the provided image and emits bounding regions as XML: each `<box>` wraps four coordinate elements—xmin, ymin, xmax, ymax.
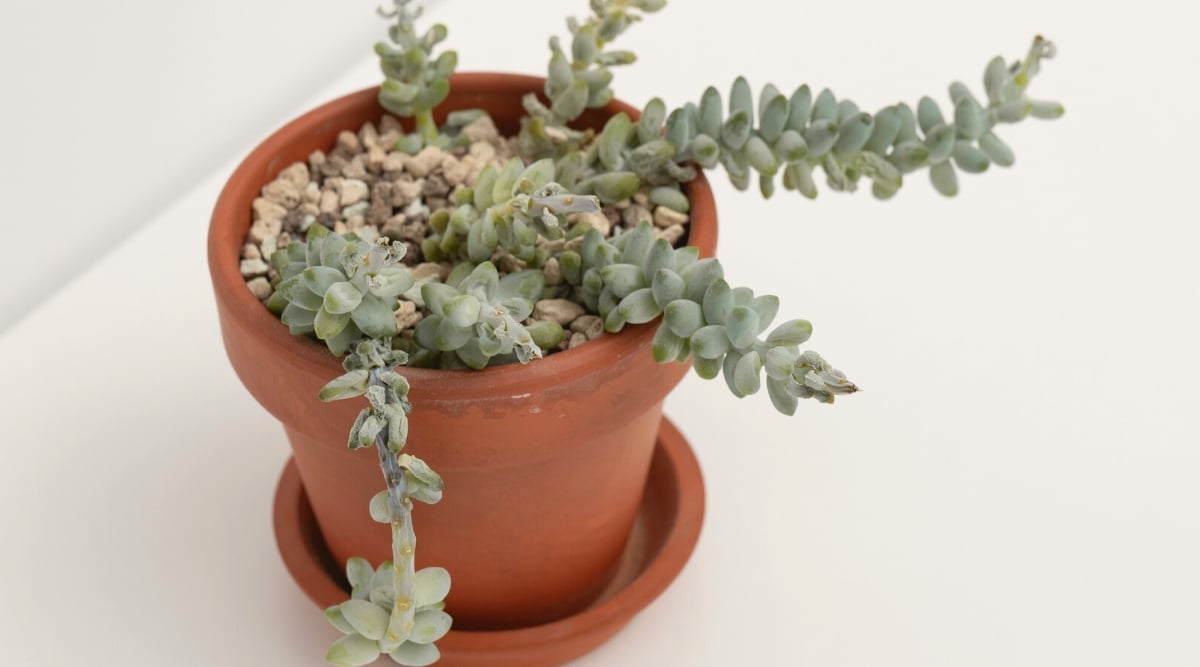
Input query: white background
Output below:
<box><xmin>2</xmin><ymin>0</ymin><xmax>1198</xmax><ymax>665</ymax></box>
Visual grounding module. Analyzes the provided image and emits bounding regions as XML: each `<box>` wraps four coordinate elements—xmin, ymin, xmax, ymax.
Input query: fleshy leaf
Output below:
<box><xmin>325</xmin><ymin>633</ymin><xmax>381</xmax><ymax>667</ymax></box>
<box><xmin>369</xmin><ymin>490</ymin><xmax>391</xmax><ymax>523</ymax></box>
<box><xmin>765</xmin><ymin>320</ymin><xmax>813</xmax><ymax>347</ymax></box>
<box><xmin>303</xmin><ymin>266</ymin><xmax>346</xmax><ymax>297</ymax></box>
<box><xmin>315</xmin><ymin>307</ymin><xmax>353</xmax><ymax>340</ymax></box>
<box><xmin>388</xmin><ymin>642</ymin><xmax>441</xmax><ymax>667</ymax></box>
<box><xmin>413</xmin><ymin>567</ymin><xmax>452</xmax><ymax>608</ymax></box>
<box><xmin>319</xmin><ymin>370</ymin><xmax>370</xmax><ymax>402</ymax></box>
<box><xmin>351</xmin><ymin>293</ymin><xmax>399</xmax><ymax>338</ymax></box>
<box><xmin>766</xmin><ymin>377</ymin><xmax>799</xmax><ymax>415</ymax></box>
<box><xmin>691</xmin><ymin>325</ymin><xmax>730</xmax><ymax>359</ymax></box>
<box><xmin>325</xmin><ymin>605</ymin><xmax>356</xmax><ymax>635</ymax></box>
<box><xmin>340</xmin><ymin>599</ymin><xmax>390</xmax><ymax>641</ymax></box>
<box><xmin>409</xmin><ymin>610</ymin><xmax>453</xmax><ymax>645</ymax></box>
<box><xmin>346</xmin><ymin>557</ymin><xmax>374</xmax><ymax>591</ymax></box>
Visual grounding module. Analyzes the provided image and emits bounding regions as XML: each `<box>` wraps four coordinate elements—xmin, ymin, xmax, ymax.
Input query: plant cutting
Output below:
<box><xmin>210</xmin><ymin>1</ymin><xmax>1061</xmax><ymax>665</ymax></box>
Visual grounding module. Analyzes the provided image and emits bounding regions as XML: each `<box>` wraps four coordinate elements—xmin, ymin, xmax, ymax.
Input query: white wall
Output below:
<box><xmin>0</xmin><ymin>0</ymin><xmax>387</xmax><ymax>332</ymax></box>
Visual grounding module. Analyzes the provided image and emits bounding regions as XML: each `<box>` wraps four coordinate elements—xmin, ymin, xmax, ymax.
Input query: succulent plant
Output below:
<box><xmin>541</xmin><ymin>44</ymin><xmax>1059</xmax><ymax>202</ymax></box>
<box><xmin>416</xmin><ymin>262</ymin><xmax>558</xmax><ymax>368</ymax></box>
<box><xmin>254</xmin><ymin>1</ymin><xmax>1063</xmax><ymax>663</ymax></box>
<box><xmin>625</xmin><ymin>35</ymin><xmax>1062</xmax><ymax>199</ymax></box>
<box><xmin>575</xmin><ymin>221</ymin><xmax>857</xmax><ymax>411</ymax></box>
<box><xmin>268</xmin><ymin>227</ymin><xmax>414</xmax><ymax>356</ymax></box>
<box><xmin>376</xmin><ymin>0</ymin><xmax>457</xmax><ymax>150</ymax></box>
<box><xmin>519</xmin><ymin>0</ymin><xmax>667</xmax><ymax>158</ymax></box>
<box><xmin>419</xmin><ymin>156</ymin><xmax>602</xmax><ymax>266</ymax></box>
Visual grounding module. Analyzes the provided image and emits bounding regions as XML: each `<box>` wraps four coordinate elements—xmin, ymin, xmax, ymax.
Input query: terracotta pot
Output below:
<box><xmin>208</xmin><ymin>73</ymin><xmax>717</xmax><ymax>630</ymax></box>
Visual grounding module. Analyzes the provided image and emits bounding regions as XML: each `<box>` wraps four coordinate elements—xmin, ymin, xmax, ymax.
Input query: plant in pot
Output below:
<box><xmin>208</xmin><ymin>1</ymin><xmax>1061</xmax><ymax>665</ymax></box>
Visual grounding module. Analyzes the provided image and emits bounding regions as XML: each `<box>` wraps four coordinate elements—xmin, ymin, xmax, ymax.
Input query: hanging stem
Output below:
<box><xmin>369</xmin><ymin>369</ymin><xmax>418</xmax><ymax>647</ymax></box>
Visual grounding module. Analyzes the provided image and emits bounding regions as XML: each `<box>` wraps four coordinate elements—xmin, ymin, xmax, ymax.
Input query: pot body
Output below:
<box><xmin>208</xmin><ymin>73</ymin><xmax>717</xmax><ymax>629</ymax></box>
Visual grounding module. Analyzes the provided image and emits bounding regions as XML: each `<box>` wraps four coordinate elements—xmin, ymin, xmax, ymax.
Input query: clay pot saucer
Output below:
<box><xmin>273</xmin><ymin>417</ymin><xmax>705</xmax><ymax>667</ymax></box>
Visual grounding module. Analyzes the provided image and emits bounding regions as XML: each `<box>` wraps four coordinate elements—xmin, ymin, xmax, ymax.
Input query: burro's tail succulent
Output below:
<box><xmin>622</xmin><ymin>35</ymin><xmax>1063</xmax><ymax>200</ymax></box>
<box><xmin>571</xmin><ymin>220</ymin><xmax>857</xmax><ymax>411</ymax></box>
<box><xmin>525</xmin><ymin>7</ymin><xmax>1061</xmax><ymax>204</ymax></box>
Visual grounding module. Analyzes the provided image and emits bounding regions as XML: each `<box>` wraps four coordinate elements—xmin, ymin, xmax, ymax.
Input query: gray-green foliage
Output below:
<box><xmin>519</xmin><ymin>0</ymin><xmax>666</xmax><ymax>159</ymax></box>
<box><xmin>420</xmin><ymin>157</ymin><xmax>601</xmax><ymax>266</ymax></box>
<box><xmin>267</xmin><ymin>226</ymin><xmax>414</xmax><ymax>356</ymax></box>
<box><xmin>572</xmin><ymin>36</ymin><xmax>1060</xmax><ymax>201</ymax></box>
<box><xmin>324</xmin><ymin>558</ymin><xmax>451</xmax><ymax>667</ymax></box>
<box><xmin>376</xmin><ymin>0</ymin><xmax>458</xmax><ymax>146</ymax></box>
<box><xmin>416</xmin><ymin>261</ymin><xmax>559</xmax><ymax>368</ymax></box>
<box><xmin>570</xmin><ymin>221</ymin><xmax>857</xmax><ymax>411</ymax></box>
<box><xmin>264</xmin><ymin>4</ymin><xmax>1065</xmax><ymax>663</ymax></box>
<box><xmin>319</xmin><ymin>340</ymin><xmax>451</xmax><ymax>666</ymax></box>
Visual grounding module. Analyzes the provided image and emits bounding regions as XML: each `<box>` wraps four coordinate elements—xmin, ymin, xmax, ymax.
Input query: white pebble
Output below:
<box><xmin>339</xmin><ymin>178</ymin><xmax>369</xmax><ymax>206</ymax></box>
<box><xmin>534</xmin><ymin>299</ymin><xmax>586</xmax><ymax>326</ymax></box>
<box><xmin>239</xmin><ymin>258</ymin><xmax>270</xmax><ymax>278</ymax></box>
<box><xmin>653</xmin><ymin>206</ymin><xmax>690</xmax><ymax>228</ymax></box>
<box><xmin>246</xmin><ymin>277</ymin><xmax>272</xmax><ymax>300</ymax></box>
<box><xmin>570</xmin><ymin>315</ymin><xmax>605</xmax><ymax>340</ymax></box>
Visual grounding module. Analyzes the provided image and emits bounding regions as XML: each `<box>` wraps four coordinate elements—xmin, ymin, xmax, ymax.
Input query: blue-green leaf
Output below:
<box><xmin>351</xmin><ymin>293</ymin><xmax>399</xmax><ymax>338</ymax></box>
<box><xmin>766</xmin><ymin>377</ymin><xmax>799</xmax><ymax>415</ymax></box>
<box><xmin>702</xmin><ymin>279</ymin><xmax>733</xmax><ymax>325</ymax></box>
<box><xmin>652</xmin><ymin>323</ymin><xmax>685</xmax><ymax>363</ymax></box>
<box><xmin>725</xmin><ymin>306</ymin><xmax>760</xmax><ymax>349</ymax></box>
<box><xmin>664</xmin><ymin>300</ymin><xmax>704</xmax><ymax>338</ymax></box>
<box><xmin>765</xmin><ymin>319</ymin><xmax>813</xmax><ymax>347</ymax></box>
<box><xmin>691</xmin><ymin>325</ymin><xmax>730</xmax><ymax>359</ymax></box>
<box><xmin>302</xmin><ymin>266</ymin><xmax>345</xmax><ymax>297</ymax></box>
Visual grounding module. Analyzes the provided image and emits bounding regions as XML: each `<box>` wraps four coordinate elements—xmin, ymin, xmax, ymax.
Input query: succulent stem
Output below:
<box><xmin>415</xmin><ymin>110</ymin><xmax>439</xmax><ymax>145</ymax></box>
<box><xmin>369</xmin><ymin>369</ymin><xmax>418</xmax><ymax>645</ymax></box>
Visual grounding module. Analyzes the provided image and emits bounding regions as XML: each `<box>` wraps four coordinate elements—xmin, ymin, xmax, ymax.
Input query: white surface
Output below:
<box><xmin>2</xmin><ymin>1</ymin><xmax>1199</xmax><ymax>665</ymax></box>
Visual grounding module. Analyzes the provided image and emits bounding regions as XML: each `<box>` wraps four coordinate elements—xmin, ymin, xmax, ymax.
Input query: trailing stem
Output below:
<box><xmin>370</xmin><ymin>369</ymin><xmax>419</xmax><ymax>646</ymax></box>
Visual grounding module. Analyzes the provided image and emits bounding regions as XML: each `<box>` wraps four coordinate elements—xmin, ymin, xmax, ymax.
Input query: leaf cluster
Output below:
<box><xmin>519</xmin><ymin>0</ymin><xmax>666</xmax><ymax>158</ymax></box>
<box><xmin>267</xmin><ymin>226</ymin><xmax>414</xmax><ymax>356</ymax></box>
<box><xmin>324</xmin><ymin>558</ymin><xmax>452</xmax><ymax>667</ymax></box>
<box><xmin>376</xmin><ymin>0</ymin><xmax>456</xmax><ymax>122</ymax></box>
<box><xmin>577</xmin><ymin>36</ymin><xmax>1061</xmax><ymax>200</ymax></box>
<box><xmin>570</xmin><ymin>221</ymin><xmax>858</xmax><ymax>412</ymax></box>
<box><xmin>420</xmin><ymin>157</ymin><xmax>600</xmax><ymax>266</ymax></box>
<box><xmin>416</xmin><ymin>261</ymin><xmax>560</xmax><ymax>368</ymax></box>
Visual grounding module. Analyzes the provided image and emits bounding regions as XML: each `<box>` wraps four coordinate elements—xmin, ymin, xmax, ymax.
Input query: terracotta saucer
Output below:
<box><xmin>273</xmin><ymin>417</ymin><xmax>705</xmax><ymax>667</ymax></box>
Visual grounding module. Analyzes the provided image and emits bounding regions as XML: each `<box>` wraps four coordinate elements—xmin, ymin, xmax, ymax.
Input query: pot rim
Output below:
<box><xmin>208</xmin><ymin>72</ymin><xmax>718</xmax><ymax>400</ymax></box>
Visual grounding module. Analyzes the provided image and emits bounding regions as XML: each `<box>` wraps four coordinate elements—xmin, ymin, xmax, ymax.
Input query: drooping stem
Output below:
<box><xmin>369</xmin><ymin>369</ymin><xmax>418</xmax><ymax>646</ymax></box>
